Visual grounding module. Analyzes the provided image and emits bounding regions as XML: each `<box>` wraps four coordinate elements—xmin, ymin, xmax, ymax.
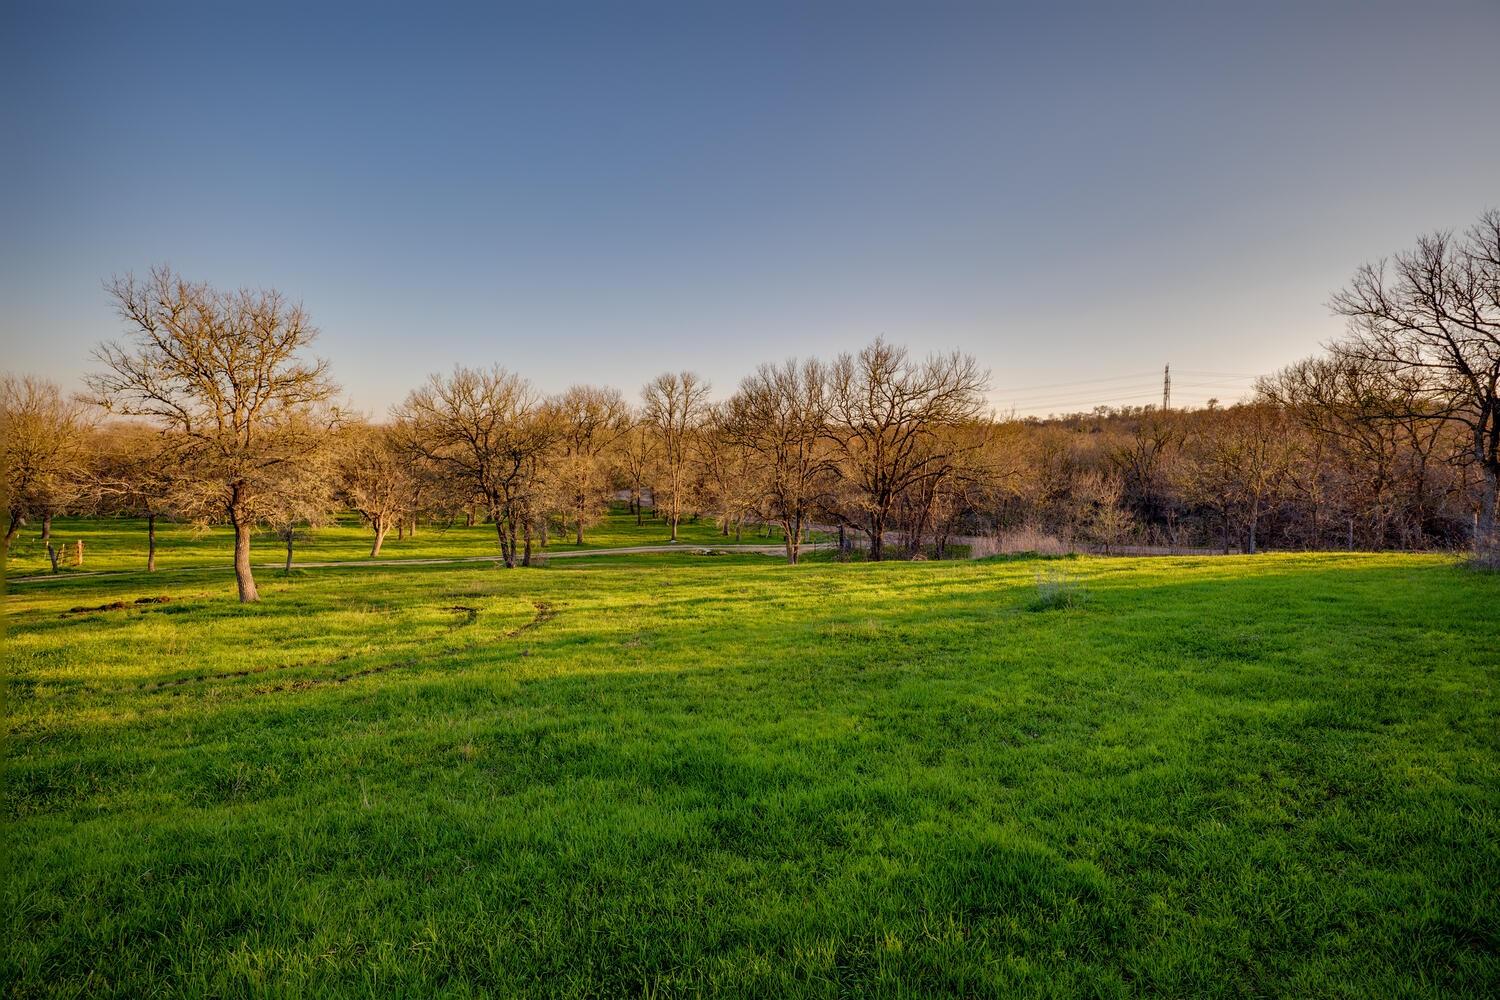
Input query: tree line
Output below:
<box><xmin>4</xmin><ymin>210</ymin><xmax>1497</xmax><ymax>601</ymax></box>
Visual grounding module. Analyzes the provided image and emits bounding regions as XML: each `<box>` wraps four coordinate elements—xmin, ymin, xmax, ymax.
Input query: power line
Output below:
<box><xmin>997</xmin><ymin>385</ymin><xmax>1162</xmax><ymax>405</ymax></box>
<box><xmin>1001</xmin><ymin>390</ymin><xmax>1192</xmax><ymax>410</ymax></box>
<box><xmin>991</xmin><ymin>371</ymin><xmax>1256</xmax><ymax>403</ymax></box>
<box><xmin>1174</xmin><ymin>381</ymin><xmax>1260</xmax><ymax>389</ymax></box>
<box><xmin>988</xmin><ymin>371</ymin><xmax>1161</xmax><ymax>393</ymax></box>
<box><xmin>989</xmin><ymin>365</ymin><xmax>1259</xmax><ymax>412</ymax></box>
<box><xmin>998</xmin><ymin>387</ymin><xmax>1253</xmax><ymax>413</ymax></box>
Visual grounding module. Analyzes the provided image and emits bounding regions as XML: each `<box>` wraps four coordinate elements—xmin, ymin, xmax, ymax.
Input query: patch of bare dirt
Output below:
<box><xmin>62</xmin><ymin>596</ymin><xmax>170</xmax><ymax>617</ymax></box>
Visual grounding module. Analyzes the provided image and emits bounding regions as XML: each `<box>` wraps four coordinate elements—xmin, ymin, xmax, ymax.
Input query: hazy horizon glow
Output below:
<box><xmin>3</xmin><ymin>1</ymin><xmax>1497</xmax><ymax>417</ymax></box>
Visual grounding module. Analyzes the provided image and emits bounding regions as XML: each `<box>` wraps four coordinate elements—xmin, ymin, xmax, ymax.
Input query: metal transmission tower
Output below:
<box><xmin>1162</xmin><ymin>364</ymin><xmax>1171</xmax><ymax>412</ymax></box>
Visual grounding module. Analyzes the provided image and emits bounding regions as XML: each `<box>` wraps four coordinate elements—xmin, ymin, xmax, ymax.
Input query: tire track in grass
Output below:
<box><xmin>505</xmin><ymin>600</ymin><xmax>555</xmax><ymax>636</ymax></box>
<box><xmin>138</xmin><ymin>600</ymin><xmax>558</xmax><ymax>694</ymax></box>
<box><xmin>256</xmin><ymin>601</ymin><xmax>556</xmax><ymax>693</ymax></box>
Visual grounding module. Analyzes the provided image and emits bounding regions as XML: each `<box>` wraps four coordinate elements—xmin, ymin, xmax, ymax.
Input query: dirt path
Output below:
<box><xmin>6</xmin><ymin>543</ymin><xmax>807</xmax><ymax>586</ymax></box>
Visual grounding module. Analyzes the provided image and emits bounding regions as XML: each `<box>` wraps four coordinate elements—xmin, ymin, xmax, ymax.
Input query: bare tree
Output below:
<box><xmin>724</xmin><ymin>359</ymin><xmax>834</xmax><ymax>563</ymax></box>
<box><xmin>86</xmin><ymin>267</ymin><xmax>339</xmax><ymax>601</ymax></box>
<box><xmin>1178</xmin><ymin>404</ymin><xmax>1292</xmax><ymax>554</ymax></box>
<box><xmin>1259</xmin><ymin>355</ymin><xmax>1451</xmax><ymax>548</ymax></box>
<box><xmin>698</xmin><ymin>402</ymin><xmax>764</xmax><ymax>544</ymax></box>
<box><xmin>393</xmin><ymin>366</ymin><xmax>554</xmax><ymax>568</ymax></box>
<box><xmin>899</xmin><ymin>420</ymin><xmax>1015</xmax><ymax>557</ymax></box>
<box><xmin>338</xmin><ymin>424</ymin><xmax>414</xmax><ymax>556</ymax></box>
<box><xmin>1077</xmin><ymin>470</ymin><xmax>1135</xmax><ymax>554</ymax></box>
<box><xmin>1</xmin><ymin>376</ymin><xmax>90</xmax><ymax>559</ymax></box>
<box><xmin>827</xmin><ymin>339</ymin><xmax>988</xmax><ymax>560</ymax></box>
<box><xmin>1108</xmin><ymin>409</ymin><xmax>1183</xmax><ymax>532</ymax></box>
<box><xmin>91</xmin><ymin>421</ymin><xmax>176</xmax><ymax>570</ymax></box>
<box><xmin>554</xmin><ymin>385</ymin><xmax>629</xmax><ymax>544</ymax></box>
<box><xmin>262</xmin><ymin>442</ymin><xmax>339</xmax><ymax>573</ymax></box>
<box><xmin>641</xmin><ymin>371</ymin><xmax>710</xmax><ymax>542</ymax></box>
<box><xmin>616</xmin><ymin>421</ymin><xmax>658</xmax><ymax>525</ymax></box>
<box><xmin>1331</xmin><ymin>210</ymin><xmax>1500</xmax><ymax>559</ymax></box>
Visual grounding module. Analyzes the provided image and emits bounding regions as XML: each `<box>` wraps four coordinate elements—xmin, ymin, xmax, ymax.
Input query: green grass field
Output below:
<box><xmin>5</xmin><ymin>542</ymin><xmax>1498</xmax><ymax>997</ymax></box>
<box><xmin>3</xmin><ymin>507</ymin><xmax>785</xmax><ymax>577</ymax></box>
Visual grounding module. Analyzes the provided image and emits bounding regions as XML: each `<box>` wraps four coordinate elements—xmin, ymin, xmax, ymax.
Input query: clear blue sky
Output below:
<box><xmin>3</xmin><ymin>1</ymin><xmax>1496</xmax><ymax>416</ymax></box>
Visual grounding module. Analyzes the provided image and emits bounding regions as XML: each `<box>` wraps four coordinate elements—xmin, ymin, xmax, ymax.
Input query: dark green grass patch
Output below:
<box><xmin>5</xmin><ymin>553</ymin><xmax>1498</xmax><ymax>997</ymax></box>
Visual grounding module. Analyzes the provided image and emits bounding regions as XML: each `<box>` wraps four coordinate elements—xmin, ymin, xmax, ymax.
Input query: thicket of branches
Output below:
<box><xmin>4</xmin><ymin>210</ymin><xmax>1496</xmax><ymax>599</ymax></box>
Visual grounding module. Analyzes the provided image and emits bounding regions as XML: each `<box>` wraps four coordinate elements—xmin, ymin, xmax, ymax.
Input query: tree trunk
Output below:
<box><xmin>670</xmin><ymin>511</ymin><xmax>679</xmax><ymax>541</ymax></box>
<box><xmin>284</xmin><ymin>533</ymin><xmax>294</xmax><ymax>574</ymax></box>
<box><xmin>735</xmin><ymin>517</ymin><xmax>742</xmax><ymax>542</ymax></box>
<box><xmin>3</xmin><ymin>513</ymin><xmax>21</xmax><ymax>559</ymax></box>
<box><xmin>397</xmin><ymin>520</ymin><xmax>405</xmax><ymax>541</ymax></box>
<box><xmin>1477</xmin><ymin>464</ymin><xmax>1499</xmax><ymax>559</ymax></box>
<box><xmin>1247</xmin><ymin>504</ymin><xmax>1259</xmax><ymax>555</ymax></box>
<box><xmin>576</xmin><ymin>500</ymin><xmax>585</xmax><ymax>545</ymax></box>
<box><xmin>907</xmin><ymin>504</ymin><xmax>930</xmax><ymax>558</ymax></box>
<box><xmin>41</xmin><ymin>514</ymin><xmax>52</xmax><ymax>546</ymax></box>
<box><xmin>371</xmin><ymin>518</ymin><xmax>388</xmax><ymax>557</ymax></box>
<box><xmin>868</xmin><ymin>514</ymin><xmax>885</xmax><ymax>562</ymax></box>
<box><xmin>494</xmin><ymin>515</ymin><xmax>514</xmax><ymax>568</ymax></box>
<box><xmin>784</xmin><ymin>514</ymin><xmax>802</xmax><ymax>564</ymax></box>
<box><xmin>46</xmin><ymin>543</ymin><xmax>60</xmax><ymax>572</ymax></box>
<box><xmin>233</xmin><ymin>517</ymin><xmax>259</xmax><ymax>603</ymax></box>
<box><xmin>147</xmin><ymin>513</ymin><xmax>157</xmax><ymax>572</ymax></box>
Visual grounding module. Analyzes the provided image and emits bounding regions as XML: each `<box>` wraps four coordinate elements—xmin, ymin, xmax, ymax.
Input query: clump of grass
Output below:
<box><xmin>1026</xmin><ymin>567</ymin><xmax>1088</xmax><ymax>611</ymax></box>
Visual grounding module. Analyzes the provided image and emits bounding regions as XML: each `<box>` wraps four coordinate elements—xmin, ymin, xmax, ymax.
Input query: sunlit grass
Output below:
<box><xmin>5</xmin><ymin>551</ymin><xmax>1498</xmax><ymax>996</ymax></box>
<box><xmin>3</xmin><ymin>505</ymin><xmax>795</xmax><ymax>577</ymax></box>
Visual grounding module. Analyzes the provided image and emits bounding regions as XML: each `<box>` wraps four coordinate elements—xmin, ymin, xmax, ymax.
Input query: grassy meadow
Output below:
<box><xmin>4</xmin><ymin>537</ymin><xmax>1499</xmax><ymax>996</ymax></box>
<box><xmin>3</xmin><ymin>507</ymin><xmax>786</xmax><ymax>578</ymax></box>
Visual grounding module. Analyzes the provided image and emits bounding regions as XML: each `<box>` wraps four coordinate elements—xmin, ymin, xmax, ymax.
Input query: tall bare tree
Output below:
<box><xmin>696</xmin><ymin>403</ymin><xmax>763</xmax><ymax>542</ymax></box>
<box><xmin>827</xmin><ymin>339</ymin><xmax>988</xmax><ymax>560</ymax></box>
<box><xmin>616</xmin><ymin>420</ymin><xmax>658</xmax><ymax>525</ymax></box>
<box><xmin>554</xmin><ymin>385</ymin><xmax>629</xmax><ymax>544</ymax></box>
<box><xmin>1</xmin><ymin>376</ymin><xmax>90</xmax><ymax>558</ymax></box>
<box><xmin>86</xmin><ymin>267</ymin><xmax>339</xmax><ymax>601</ymax></box>
<box><xmin>393</xmin><ymin>366</ymin><xmax>554</xmax><ymax>568</ymax></box>
<box><xmin>896</xmin><ymin>420</ymin><xmax>1013</xmax><ymax>557</ymax></box>
<box><xmin>726</xmin><ymin>359</ymin><xmax>834</xmax><ymax>563</ymax></box>
<box><xmin>338</xmin><ymin>424</ymin><xmax>415</xmax><ymax>556</ymax></box>
<box><xmin>641</xmin><ymin>371</ymin><xmax>710</xmax><ymax>542</ymax></box>
<box><xmin>1331</xmin><ymin>210</ymin><xmax>1500</xmax><ymax>559</ymax></box>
